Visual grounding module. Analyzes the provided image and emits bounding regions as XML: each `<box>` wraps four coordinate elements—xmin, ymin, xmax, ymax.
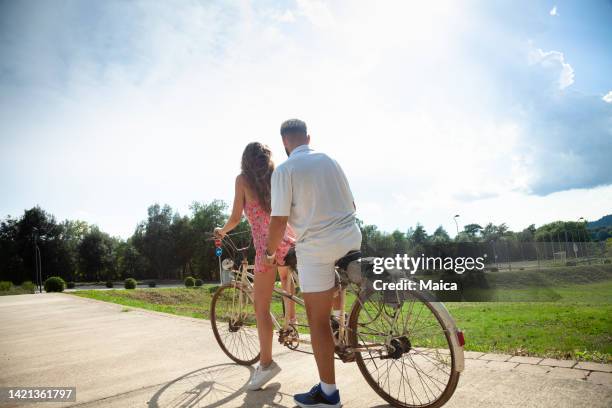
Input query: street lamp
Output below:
<box><xmin>453</xmin><ymin>214</ymin><xmax>460</xmax><ymax>236</ymax></box>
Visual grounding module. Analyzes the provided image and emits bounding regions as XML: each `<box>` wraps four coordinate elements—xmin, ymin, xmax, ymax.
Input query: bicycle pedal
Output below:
<box><xmin>334</xmin><ymin>346</ymin><xmax>355</xmax><ymax>363</ymax></box>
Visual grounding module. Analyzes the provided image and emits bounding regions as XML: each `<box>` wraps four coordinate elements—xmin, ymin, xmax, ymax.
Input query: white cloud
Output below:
<box><xmin>529</xmin><ymin>48</ymin><xmax>574</xmax><ymax>89</ymax></box>
<box><xmin>603</xmin><ymin>91</ymin><xmax>612</xmax><ymax>103</ymax></box>
<box><xmin>549</xmin><ymin>6</ymin><xmax>558</xmax><ymax>16</ymax></box>
<box><xmin>295</xmin><ymin>0</ymin><xmax>335</xmax><ymax>27</ymax></box>
<box><xmin>0</xmin><ymin>1</ymin><xmax>610</xmax><ymax>238</ymax></box>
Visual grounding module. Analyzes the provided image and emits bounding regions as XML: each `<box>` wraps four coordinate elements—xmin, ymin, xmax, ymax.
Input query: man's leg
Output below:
<box><xmin>303</xmin><ymin>287</ymin><xmax>336</xmax><ymax>384</ymax></box>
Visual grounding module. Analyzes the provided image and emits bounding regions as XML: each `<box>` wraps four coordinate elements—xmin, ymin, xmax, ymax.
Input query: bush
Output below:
<box><xmin>208</xmin><ymin>285</ymin><xmax>219</xmax><ymax>294</ymax></box>
<box><xmin>184</xmin><ymin>276</ymin><xmax>195</xmax><ymax>287</ymax></box>
<box><xmin>44</xmin><ymin>276</ymin><xmax>65</xmax><ymax>292</ymax></box>
<box><xmin>604</xmin><ymin>259</ymin><xmax>611</xmax><ymax>264</ymax></box>
<box><xmin>195</xmin><ymin>278</ymin><xmax>203</xmax><ymax>287</ymax></box>
<box><xmin>67</xmin><ymin>282</ymin><xmax>76</xmax><ymax>289</ymax></box>
<box><xmin>21</xmin><ymin>281</ymin><xmax>36</xmax><ymax>293</ymax></box>
<box><xmin>489</xmin><ymin>267</ymin><xmax>499</xmax><ymax>272</ymax></box>
<box><xmin>566</xmin><ymin>261</ymin><xmax>577</xmax><ymax>267</ymax></box>
<box><xmin>0</xmin><ymin>281</ymin><xmax>12</xmax><ymax>292</ymax></box>
<box><xmin>106</xmin><ymin>280</ymin><xmax>114</xmax><ymax>288</ymax></box>
<box><xmin>148</xmin><ymin>281</ymin><xmax>157</xmax><ymax>288</ymax></box>
<box><xmin>124</xmin><ymin>278</ymin><xmax>137</xmax><ymax>289</ymax></box>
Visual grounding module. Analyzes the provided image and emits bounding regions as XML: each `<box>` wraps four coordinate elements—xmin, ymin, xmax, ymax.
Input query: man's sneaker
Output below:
<box><xmin>247</xmin><ymin>361</ymin><xmax>281</xmax><ymax>390</ymax></box>
<box><xmin>294</xmin><ymin>384</ymin><xmax>341</xmax><ymax>407</ymax></box>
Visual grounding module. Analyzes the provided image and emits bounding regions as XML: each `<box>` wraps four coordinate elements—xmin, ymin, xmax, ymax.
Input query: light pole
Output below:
<box><xmin>32</xmin><ymin>232</ymin><xmax>43</xmax><ymax>293</ymax></box>
<box><xmin>453</xmin><ymin>214</ymin><xmax>460</xmax><ymax>236</ymax></box>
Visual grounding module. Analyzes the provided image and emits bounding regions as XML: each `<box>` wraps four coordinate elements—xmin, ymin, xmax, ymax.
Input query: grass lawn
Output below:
<box><xmin>73</xmin><ymin>278</ymin><xmax>611</xmax><ymax>363</ymax></box>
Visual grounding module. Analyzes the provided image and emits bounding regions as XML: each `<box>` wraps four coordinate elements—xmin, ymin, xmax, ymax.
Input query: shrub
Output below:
<box><xmin>208</xmin><ymin>285</ymin><xmax>219</xmax><ymax>294</ymax></box>
<box><xmin>0</xmin><ymin>281</ymin><xmax>12</xmax><ymax>292</ymax></box>
<box><xmin>21</xmin><ymin>281</ymin><xmax>36</xmax><ymax>293</ymax></box>
<box><xmin>106</xmin><ymin>280</ymin><xmax>114</xmax><ymax>288</ymax></box>
<box><xmin>566</xmin><ymin>261</ymin><xmax>577</xmax><ymax>267</ymax></box>
<box><xmin>195</xmin><ymin>278</ymin><xmax>203</xmax><ymax>287</ymax></box>
<box><xmin>184</xmin><ymin>276</ymin><xmax>195</xmax><ymax>287</ymax></box>
<box><xmin>148</xmin><ymin>281</ymin><xmax>157</xmax><ymax>288</ymax></box>
<box><xmin>604</xmin><ymin>259</ymin><xmax>611</xmax><ymax>264</ymax></box>
<box><xmin>66</xmin><ymin>282</ymin><xmax>76</xmax><ymax>289</ymax></box>
<box><xmin>489</xmin><ymin>267</ymin><xmax>499</xmax><ymax>272</ymax></box>
<box><xmin>124</xmin><ymin>278</ymin><xmax>137</xmax><ymax>289</ymax></box>
<box><xmin>44</xmin><ymin>276</ymin><xmax>65</xmax><ymax>292</ymax></box>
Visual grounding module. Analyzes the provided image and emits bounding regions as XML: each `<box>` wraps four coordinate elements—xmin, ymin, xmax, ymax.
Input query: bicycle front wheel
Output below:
<box><xmin>211</xmin><ymin>283</ymin><xmax>260</xmax><ymax>365</ymax></box>
<box><xmin>349</xmin><ymin>289</ymin><xmax>460</xmax><ymax>408</ymax></box>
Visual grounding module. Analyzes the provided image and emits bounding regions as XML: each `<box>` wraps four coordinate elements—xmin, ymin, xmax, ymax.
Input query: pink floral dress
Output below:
<box><xmin>244</xmin><ymin>200</ymin><xmax>296</xmax><ymax>273</ymax></box>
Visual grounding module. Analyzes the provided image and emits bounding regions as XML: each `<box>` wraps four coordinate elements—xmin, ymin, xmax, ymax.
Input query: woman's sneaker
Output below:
<box><xmin>247</xmin><ymin>361</ymin><xmax>281</xmax><ymax>390</ymax></box>
<box><xmin>294</xmin><ymin>384</ymin><xmax>341</xmax><ymax>407</ymax></box>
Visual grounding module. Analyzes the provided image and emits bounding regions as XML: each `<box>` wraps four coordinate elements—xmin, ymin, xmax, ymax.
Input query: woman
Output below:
<box><xmin>214</xmin><ymin>142</ymin><xmax>296</xmax><ymax>391</ymax></box>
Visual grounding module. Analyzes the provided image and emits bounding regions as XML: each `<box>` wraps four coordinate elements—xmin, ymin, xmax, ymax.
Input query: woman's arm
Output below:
<box><xmin>215</xmin><ymin>175</ymin><xmax>245</xmax><ymax>237</ymax></box>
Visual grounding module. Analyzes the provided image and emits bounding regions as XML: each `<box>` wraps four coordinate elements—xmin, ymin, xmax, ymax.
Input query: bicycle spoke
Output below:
<box><xmin>352</xmin><ymin>290</ymin><xmax>457</xmax><ymax>407</ymax></box>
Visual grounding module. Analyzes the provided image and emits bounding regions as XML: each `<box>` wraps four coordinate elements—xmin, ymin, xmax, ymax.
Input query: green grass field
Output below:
<box><xmin>73</xmin><ymin>282</ymin><xmax>611</xmax><ymax>363</ymax></box>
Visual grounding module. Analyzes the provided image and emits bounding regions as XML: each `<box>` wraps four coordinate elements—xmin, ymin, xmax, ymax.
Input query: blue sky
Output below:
<box><xmin>1</xmin><ymin>0</ymin><xmax>611</xmax><ymax>238</ymax></box>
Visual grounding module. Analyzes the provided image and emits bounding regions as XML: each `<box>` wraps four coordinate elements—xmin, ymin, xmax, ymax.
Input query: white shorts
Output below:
<box><xmin>296</xmin><ymin>224</ymin><xmax>362</xmax><ymax>293</ymax></box>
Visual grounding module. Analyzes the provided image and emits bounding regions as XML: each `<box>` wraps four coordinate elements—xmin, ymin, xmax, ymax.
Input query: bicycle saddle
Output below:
<box><xmin>283</xmin><ymin>247</ymin><xmax>297</xmax><ymax>270</ymax></box>
<box><xmin>335</xmin><ymin>250</ymin><xmax>362</xmax><ymax>271</ymax></box>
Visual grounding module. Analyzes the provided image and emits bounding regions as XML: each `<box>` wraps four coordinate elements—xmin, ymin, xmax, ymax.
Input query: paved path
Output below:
<box><xmin>1</xmin><ymin>294</ymin><xmax>610</xmax><ymax>407</ymax></box>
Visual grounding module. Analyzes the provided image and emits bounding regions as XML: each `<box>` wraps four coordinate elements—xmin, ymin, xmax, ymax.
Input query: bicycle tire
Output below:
<box><xmin>210</xmin><ymin>283</ymin><xmax>260</xmax><ymax>365</ymax></box>
<box><xmin>349</xmin><ymin>288</ymin><xmax>460</xmax><ymax>408</ymax></box>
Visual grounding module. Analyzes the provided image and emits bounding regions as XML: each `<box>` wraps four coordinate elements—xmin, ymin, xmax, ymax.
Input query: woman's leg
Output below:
<box><xmin>253</xmin><ymin>267</ymin><xmax>277</xmax><ymax>367</ymax></box>
<box><xmin>278</xmin><ymin>266</ymin><xmax>296</xmax><ymax>322</ymax></box>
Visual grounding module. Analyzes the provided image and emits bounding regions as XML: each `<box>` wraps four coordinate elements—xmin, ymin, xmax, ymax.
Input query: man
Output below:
<box><xmin>264</xmin><ymin>119</ymin><xmax>362</xmax><ymax>408</ymax></box>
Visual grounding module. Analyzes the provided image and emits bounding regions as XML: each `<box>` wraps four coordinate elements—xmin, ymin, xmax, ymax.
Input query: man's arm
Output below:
<box><xmin>266</xmin><ymin>165</ymin><xmax>292</xmax><ymax>262</ymax></box>
<box><xmin>266</xmin><ymin>216</ymin><xmax>288</xmax><ymax>256</ymax></box>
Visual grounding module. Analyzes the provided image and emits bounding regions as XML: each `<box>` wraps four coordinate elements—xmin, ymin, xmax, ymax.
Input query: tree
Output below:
<box><xmin>431</xmin><ymin>226</ymin><xmax>450</xmax><ymax>243</ymax></box>
<box><xmin>534</xmin><ymin>221</ymin><xmax>589</xmax><ymax>242</ymax></box>
<box><xmin>78</xmin><ymin>227</ymin><xmax>114</xmax><ymax>281</ymax></box>
<box><xmin>170</xmin><ymin>214</ymin><xmax>196</xmax><ymax>279</ymax></box>
<box><xmin>0</xmin><ymin>216</ymin><xmax>24</xmax><ymax>283</ymax></box>
<box><xmin>59</xmin><ymin>220</ymin><xmax>89</xmax><ymax>281</ymax></box>
<box><xmin>116</xmin><ymin>240</ymin><xmax>148</xmax><ymax>279</ymax></box>
<box><xmin>391</xmin><ymin>230</ymin><xmax>409</xmax><ymax>254</ymax></box>
<box><xmin>517</xmin><ymin>224</ymin><xmax>536</xmax><ymax>242</ymax></box>
<box><xmin>190</xmin><ymin>200</ymin><xmax>228</xmax><ymax>280</ymax></box>
<box><xmin>453</xmin><ymin>223</ymin><xmax>483</xmax><ymax>243</ymax></box>
<box><xmin>132</xmin><ymin>204</ymin><xmax>179</xmax><ymax>280</ymax></box>
<box><xmin>408</xmin><ymin>224</ymin><xmax>429</xmax><ymax>247</ymax></box>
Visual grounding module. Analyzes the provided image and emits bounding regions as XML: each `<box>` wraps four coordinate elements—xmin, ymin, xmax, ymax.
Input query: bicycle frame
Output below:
<box><xmin>226</xmin><ymin>256</ymin><xmax>392</xmax><ymax>356</ymax></box>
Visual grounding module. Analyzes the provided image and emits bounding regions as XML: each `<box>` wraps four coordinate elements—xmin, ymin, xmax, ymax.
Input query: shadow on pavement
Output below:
<box><xmin>148</xmin><ymin>363</ymin><xmax>253</xmax><ymax>408</ymax></box>
<box><xmin>242</xmin><ymin>382</ymin><xmax>289</xmax><ymax>407</ymax></box>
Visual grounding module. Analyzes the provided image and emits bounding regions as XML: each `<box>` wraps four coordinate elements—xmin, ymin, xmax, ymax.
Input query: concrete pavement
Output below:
<box><xmin>1</xmin><ymin>293</ymin><xmax>611</xmax><ymax>407</ymax></box>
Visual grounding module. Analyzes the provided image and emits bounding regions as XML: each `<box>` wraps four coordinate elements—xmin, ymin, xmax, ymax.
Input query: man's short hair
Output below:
<box><xmin>280</xmin><ymin>119</ymin><xmax>307</xmax><ymax>137</ymax></box>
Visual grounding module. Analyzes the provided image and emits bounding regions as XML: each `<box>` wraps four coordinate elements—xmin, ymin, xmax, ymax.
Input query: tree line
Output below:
<box><xmin>0</xmin><ymin>202</ymin><xmax>601</xmax><ymax>284</ymax></box>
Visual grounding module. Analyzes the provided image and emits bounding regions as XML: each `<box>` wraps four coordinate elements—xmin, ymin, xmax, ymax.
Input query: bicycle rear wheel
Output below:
<box><xmin>211</xmin><ymin>283</ymin><xmax>260</xmax><ymax>365</ymax></box>
<box><xmin>349</xmin><ymin>289</ymin><xmax>460</xmax><ymax>408</ymax></box>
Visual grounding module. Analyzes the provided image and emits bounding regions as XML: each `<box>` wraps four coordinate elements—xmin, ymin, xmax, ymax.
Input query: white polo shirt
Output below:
<box><xmin>271</xmin><ymin>144</ymin><xmax>362</xmax><ymax>264</ymax></box>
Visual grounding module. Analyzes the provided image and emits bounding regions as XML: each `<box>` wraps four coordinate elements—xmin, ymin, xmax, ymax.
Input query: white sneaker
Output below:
<box><xmin>247</xmin><ymin>361</ymin><xmax>281</xmax><ymax>390</ymax></box>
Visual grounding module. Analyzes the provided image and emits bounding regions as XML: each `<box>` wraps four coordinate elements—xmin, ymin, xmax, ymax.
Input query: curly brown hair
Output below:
<box><xmin>241</xmin><ymin>142</ymin><xmax>274</xmax><ymax>213</ymax></box>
